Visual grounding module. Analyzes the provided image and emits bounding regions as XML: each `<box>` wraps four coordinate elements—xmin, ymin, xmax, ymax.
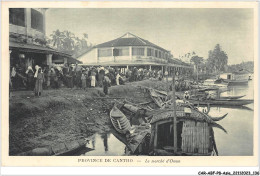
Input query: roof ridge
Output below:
<box><xmin>111</xmin><ymin>35</ymin><xmax>125</xmax><ymax>47</ymax></box>
<box><xmin>127</xmin><ymin>32</ymin><xmax>147</xmax><ymax>45</ymax></box>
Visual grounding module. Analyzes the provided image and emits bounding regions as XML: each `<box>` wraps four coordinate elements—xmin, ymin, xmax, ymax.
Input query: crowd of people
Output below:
<box><xmin>10</xmin><ymin>63</ymin><xmax>169</xmax><ymax>96</ymax></box>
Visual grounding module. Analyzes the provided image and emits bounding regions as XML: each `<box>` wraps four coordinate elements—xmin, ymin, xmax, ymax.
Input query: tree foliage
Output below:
<box><xmin>48</xmin><ymin>30</ymin><xmax>92</xmax><ymax>56</ymax></box>
<box><xmin>207</xmin><ymin>44</ymin><xmax>228</xmax><ymax>73</ymax></box>
<box><xmin>190</xmin><ymin>55</ymin><xmax>204</xmax><ymax>67</ymax></box>
<box><xmin>227</xmin><ymin>61</ymin><xmax>254</xmax><ymax>73</ymax></box>
<box><xmin>190</xmin><ymin>55</ymin><xmax>205</xmax><ymax>74</ymax></box>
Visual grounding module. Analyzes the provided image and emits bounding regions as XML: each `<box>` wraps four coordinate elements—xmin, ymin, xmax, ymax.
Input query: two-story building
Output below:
<box><xmin>9</xmin><ymin>8</ymin><xmax>79</xmax><ymax>71</ymax></box>
<box><xmin>77</xmin><ymin>32</ymin><xmax>192</xmax><ymax>74</ymax></box>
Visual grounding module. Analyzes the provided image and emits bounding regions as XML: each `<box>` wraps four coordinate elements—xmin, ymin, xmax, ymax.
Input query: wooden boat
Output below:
<box><xmin>188</xmin><ymin>99</ymin><xmax>253</xmax><ymax>106</ymax></box>
<box><xmin>17</xmin><ymin>139</ymin><xmax>90</xmax><ymax>156</ymax></box>
<box><xmin>110</xmin><ymin>105</ymin><xmax>131</xmax><ymax>134</ymax></box>
<box><xmin>148</xmin><ymin>88</ymin><xmax>165</xmax><ymax>108</ymax></box>
<box><xmin>219</xmin><ymin>95</ymin><xmax>245</xmax><ymax>100</ymax></box>
<box><xmin>52</xmin><ymin>139</ymin><xmax>88</xmax><ymax>156</ymax></box>
<box><xmin>137</xmin><ymin>85</ymin><xmax>168</xmax><ymax>96</ymax></box>
<box><xmin>111</xmin><ymin>96</ymin><xmax>227</xmax><ymax>156</ymax></box>
<box><xmin>113</xmin><ymin>107</ymin><xmax>226</xmax><ymax>156</ymax></box>
<box><xmin>216</xmin><ymin>73</ymin><xmax>249</xmax><ymax>86</ymax></box>
<box><xmin>222</xmin><ymin>79</ymin><xmax>248</xmax><ymax>86</ymax></box>
<box><xmin>148</xmin><ymin>107</ymin><xmax>226</xmax><ymax>156</ymax></box>
<box><xmin>205</xmin><ymin>104</ymin><xmax>253</xmax><ymax>111</ymax></box>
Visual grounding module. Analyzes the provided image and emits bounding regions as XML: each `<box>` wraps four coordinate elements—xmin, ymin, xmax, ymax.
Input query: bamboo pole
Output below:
<box><xmin>197</xmin><ymin>65</ymin><xmax>199</xmax><ymax>83</ymax></box>
<box><xmin>172</xmin><ymin>71</ymin><xmax>178</xmax><ymax>153</ymax></box>
<box><xmin>166</xmin><ymin>66</ymin><xmax>169</xmax><ymax>100</ymax></box>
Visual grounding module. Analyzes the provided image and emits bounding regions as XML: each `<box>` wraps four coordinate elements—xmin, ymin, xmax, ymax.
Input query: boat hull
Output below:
<box><xmin>189</xmin><ymin>99</ymin><xmax>253</xmax><ymax>106</ymax></box>
<box><xmin>219</xmin><ymin>95</ymin><xmax>245</xmax><ymax>100</ymax></box>
<box><xmin>148</xmin><ymin>88</ymin><xmax>165</xmax><ymax>108</ymax></box>
<box><xmin>222</xmin><ymin>79</ymin><xmax>248</xmax><ymax>86</ymax></box>
<box><xmin>110</xmin><ymin>106</ymin><xmax>131</xmax><ymax>134</ymax></box>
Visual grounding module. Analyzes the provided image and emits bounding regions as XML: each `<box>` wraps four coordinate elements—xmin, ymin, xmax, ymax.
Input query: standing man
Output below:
<box><xmin>98</xmin><ymin>67</ymin><xmax>105</xmax><ymax>87</ymax></box>
<box><xmin>90</xmin><ymin>68</ymin><xmax>96</xmax><ymax>88</ymax></box>
<box><xmin>103</xmin><ymin>75</ymin><xmax>111</xmax><ymax>95</ymax></box>
<box><xmin>26</xmin><ymin>66</ymin><xmax>34</xmax><ymax>90</ymax></box>
<box><xmin>34</xmin><ymin>67</ymin><xmax>45</xmax><ymax>96</ymax></box>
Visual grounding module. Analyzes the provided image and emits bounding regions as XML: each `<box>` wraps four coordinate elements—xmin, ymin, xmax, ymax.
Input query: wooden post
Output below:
<box><xmin>166</xmin><ymin>66</ymin><xmax>169</xmax><ymax>97</ymax></box>
<box><xmin>196</xmin><ymin>65</ymin><xmax>199</xmax><ymax>83</ymax></box>
<box><xmin>172</xmin><ymin>71</ymin><xmax>177</xmax><ymax>153</ymax></box>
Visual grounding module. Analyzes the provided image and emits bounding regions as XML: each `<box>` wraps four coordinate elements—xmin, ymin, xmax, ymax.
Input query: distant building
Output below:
<box><xmin>77</xmin><ymin>32</ymin><xmax>192</xmax><ymax>74</ymax></box>
<box><xmin>9</xmin><ymin>8</ymin><xmax>79</xmax><ymax>70</ymax></box>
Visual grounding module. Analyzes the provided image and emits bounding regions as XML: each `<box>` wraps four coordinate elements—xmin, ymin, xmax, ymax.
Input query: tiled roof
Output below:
<box><xmin>10</xmin><ymin>41</ymin><xmax>82</xmax><ymax>64</ymax></box>
<box><xmin>9</xmin><ymin>41</ymin><xmax>72</xmax><ymax>57</ymax></box>
<box><xmin>95</xmin><ymin>33</ymin><xmax>169</xmax><ymax>52</ymax></box>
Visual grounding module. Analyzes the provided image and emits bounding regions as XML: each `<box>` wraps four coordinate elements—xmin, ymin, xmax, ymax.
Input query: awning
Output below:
<box><xmin>9</xmin><ymin>41</ymin><xmax>73</xmax><ymax>58</ymax></box>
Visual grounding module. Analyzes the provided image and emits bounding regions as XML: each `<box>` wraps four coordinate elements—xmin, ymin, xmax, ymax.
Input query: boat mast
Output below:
<box><xmin>172</xmin><ymin>70</ymin><xmax>178</xmax><ymax>153</ymax></box>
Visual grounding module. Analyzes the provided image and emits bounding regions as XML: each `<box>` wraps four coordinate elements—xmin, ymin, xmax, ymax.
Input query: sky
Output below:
<box><xmin>45</xmin><ymin>8</ymin><xmax>254</xmax><ymax>65</ymax></box>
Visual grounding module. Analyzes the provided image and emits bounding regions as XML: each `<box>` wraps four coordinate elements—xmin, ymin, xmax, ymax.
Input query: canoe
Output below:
<box><xmin>189</xmin><ymin>99</ymin><xmax>253</xmax><ymax>106</ymax></box>
<box><xmin>219</xmin><ymin>95</ymin><xmax>245</xmax><ymax>100</ymax></box>
<box><xmin>222</xmin><ymin>79</ymin><xmax>248</xmax><ymax>86</ymax></box>
<box><xmin>52</xmin><ymin>139</ymin><xmax>87</xmax><ymax>156</ymax></box>
<box><xmin>198</xmin><ymin>104</ymin><xmax>253</xmax><ymax>111</ymax></box>
<box><xmin>137</xmin><ymin>85</ymin><xmax>168</xmax><ymax>96</ymax></box>
<box><xmin>148</xmin><ymin>88</ymin><xmax>165</xmax><ymax>108</ymax></box>
<box><xmin>110</xmin><ymin>105</ymin><xmax>131</xmax><ymax>134</ymax></box>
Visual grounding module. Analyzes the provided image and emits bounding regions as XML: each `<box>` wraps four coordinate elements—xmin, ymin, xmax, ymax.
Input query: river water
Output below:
<box><xmin>84</xmin><ymin>80</ymin><xmax>254</xmax><ymax>156</ymax></box>
<box><xmin>209</xmin><ymin>80</ymin><xmax>254</xmax><ymax>156</ymax></box>
<box><xmin>84</xmin><ymin>133</ymin><xmax>125</xmax><ymax>156</ymax></box>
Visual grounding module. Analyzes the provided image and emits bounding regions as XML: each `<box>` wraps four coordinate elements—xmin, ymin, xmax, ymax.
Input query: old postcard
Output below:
<box><xmin>1</xmin><ymin>1</ymin><xmax>259</xmax><ymax>169</ymax></box>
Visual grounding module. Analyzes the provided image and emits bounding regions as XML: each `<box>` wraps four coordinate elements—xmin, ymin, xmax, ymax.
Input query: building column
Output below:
<box><xmin>112</xmin><ymin>47</ymin><xmax>115</xmax><ymax>62</ymax></box>
<box><xmin>46</xmin><ymin>54</ymin><xmax>53</xmax><ymax>67</ymax></box>
<box><xmin>129</xmin><ymin>46</ymin><xmax>132</xmax><ymax>61</ymax></box>
<box><xmin>9</xmin><ymin>50</ymin><xmax>12</xmax><ymax>67</ymax></box>
<box><xmin>144</xmin><ymin>47</ymin><xmax>147</xmax><ymax>57</ymax></box>
<box><xmin>42</xmin><ymin>9</ymin><xmax>47</xmax><ymax>35</ymax></box>
<box><xmin>96</xmin><ymin>48</ymin><xmax>99</xmax><ymax>64</ymax></box>
<box><xmin>161</xmin><ymin>65</ymin><xmax>164</xmax><ymax>72</ymax></box>
<box><xmin>9</xmin><ymin>50</ymin><xmax>12</xmax><ymax>90</ymax></box>
<box><xmin>25</xmin><ymin>9</ymin><xmax>31</xmax><ymax>41</ymax></box>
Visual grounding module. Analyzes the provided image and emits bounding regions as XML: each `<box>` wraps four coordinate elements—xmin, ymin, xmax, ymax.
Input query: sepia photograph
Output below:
<box><xmin>1</xmin><ymin>1</ymin><xmax>259</xmax><ymax>169</ymax></box>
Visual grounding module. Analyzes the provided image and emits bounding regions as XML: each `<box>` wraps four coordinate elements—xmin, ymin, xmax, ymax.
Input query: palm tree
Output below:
<box><xmin>50</xmin><ymin>29</ymin><xmax>65</xmax><ymax>50</ymax></box>
<box><xmin>63</xmin><ymin>30</ymin><xmax>75</xmax><ymax>52</ymax></box>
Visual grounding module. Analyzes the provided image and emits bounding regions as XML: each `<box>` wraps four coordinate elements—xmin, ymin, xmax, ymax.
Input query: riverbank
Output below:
<box><xmin>9</xmin><ymin>79</ymin><xmax>170</xmax><ymax>155</ymax></box>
